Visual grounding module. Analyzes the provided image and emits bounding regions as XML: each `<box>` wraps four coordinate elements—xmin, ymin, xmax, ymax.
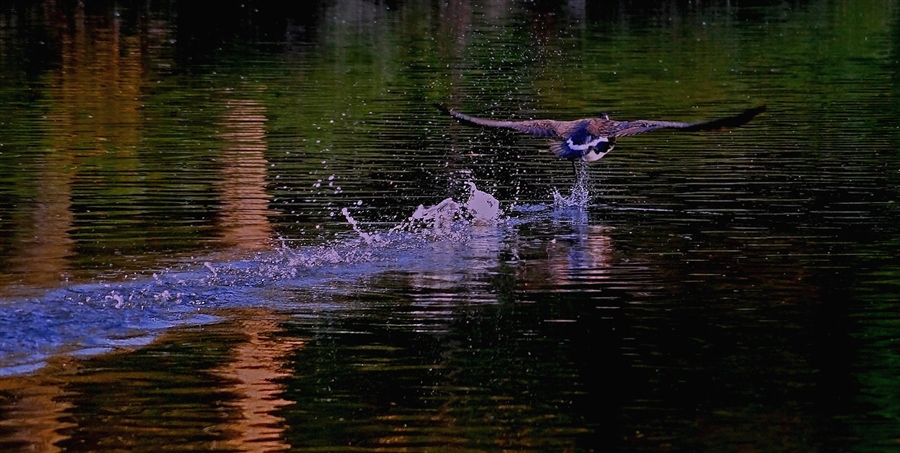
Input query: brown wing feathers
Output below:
<box><xmin>611</xmin><ymin>105</ymin><xmax>767</xmax><ymax>137</ymax></box>
<box><xmin>438</xmin><ymin>104</ymin><xmax>765</xmax><ymax>138</ymax></box>
<box><xmin>435</xmin><ymin>104</ymin><xmax>564</xmax><ymax>137</ymax></box>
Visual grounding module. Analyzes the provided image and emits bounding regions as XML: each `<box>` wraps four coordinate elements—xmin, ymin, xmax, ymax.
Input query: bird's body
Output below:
<box><xmin>438</xmin><ymin>105</ymin><xmax>766</xmax><ymax>162</ymax></box>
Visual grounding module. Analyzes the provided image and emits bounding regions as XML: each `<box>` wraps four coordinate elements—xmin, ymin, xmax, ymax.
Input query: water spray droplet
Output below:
<box><xmin>552</xmin><ymin>162</ymin><xmax>592</xmax><ymax>208</ymax></box>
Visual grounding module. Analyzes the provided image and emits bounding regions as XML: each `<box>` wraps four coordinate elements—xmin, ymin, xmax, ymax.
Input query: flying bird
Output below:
<box><xmin>437</xmin><ymin>104</ymin><xmax>766</xmax><ymax>164</ymax></box>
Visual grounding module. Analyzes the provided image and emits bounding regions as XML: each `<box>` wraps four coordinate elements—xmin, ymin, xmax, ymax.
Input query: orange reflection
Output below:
<box><xmin>0</xmin><ymin>310</ymin><xmax>300</xmax><ymax>452</ymax></box>
<box><xmin>212</xmin><ymin>309</ymin><xmax>299</xmax><ymax>452</ymax></box>
<box><xmin>0</xmin><ymin>376</ymin><xmax>73</xmax><ymax>453</ymax></box>
<box><xmin>217</xmin><ymin>98</ymin><xmax>276</xmax><ymax>251</ymax></box>
<box><xmin>2</xmin><ymin>158</ymin><xmax>76</xmax><ymax>296</ymax></box>
<box><xmin>0</xmin><ymin>3</ymin><xmax>154</xmax><ymax>449</ymax></box>
<box><xmin>1</xmin><ymin>4</ymin><xmax>146</xmax><ymax>296</ymax></box>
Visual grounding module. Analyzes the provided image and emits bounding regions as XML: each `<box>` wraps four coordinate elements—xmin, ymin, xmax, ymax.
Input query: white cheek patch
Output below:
<box><xmin>583</xmin><ymin>148</ymin><xmax>611</xmax><ymax>162</ymax></box>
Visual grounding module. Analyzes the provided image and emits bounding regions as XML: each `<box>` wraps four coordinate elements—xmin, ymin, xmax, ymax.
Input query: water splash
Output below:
<box><xmin>0</xmin><ymin>183</ymin><xmax>510</xmax><ymax>376</ymax></box>
<box><xmin>464</xmin><ymin>182</ymin><xmax>501</xmax><ymax>225</ymax></box>
<box><xmin>338</xmin><ymin>181</ymin><xmax>504</xmax><ymax>239</ymax></box>
<box><xmin>341</xmin><ymin>207</ymin><xmax>379</xmax><ymax>244</ymax></box>
<box><xmin>552</xmin><ymin>161</ymin><xmax>592</xmax><ymax>208</ymax></box>
<box><xmin>0</xmin><ymin>178</ymin><xmax>607</xmax><ymax>377</ymax></box>
<box><xmin>395</xmin><ymin>198</ymin><xmax>462</xmax><ymax>236</ymax></box>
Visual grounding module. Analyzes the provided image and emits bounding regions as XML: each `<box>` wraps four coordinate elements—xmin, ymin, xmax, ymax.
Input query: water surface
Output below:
<box><xmin>1</xmin><ymin>0</ymin><xmax>899</xmax><ymax>451</ymax></box>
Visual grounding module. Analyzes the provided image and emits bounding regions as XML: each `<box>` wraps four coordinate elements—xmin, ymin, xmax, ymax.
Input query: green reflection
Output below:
<box><xmin>0</xmin><ymin>0</ymin><xmax>898</xmax><ymax>452</ymax></box>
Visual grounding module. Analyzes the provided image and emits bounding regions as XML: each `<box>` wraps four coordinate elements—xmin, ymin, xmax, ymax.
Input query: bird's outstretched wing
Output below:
<box><xmin>612</xmin><ymin>105</ymin><xmax>767</xmax><ymax>137</ymax></box>
<box><xmin>435</xmin><ymin>104</ymin><xmax>563</xmax><ymax>137</ymax></box>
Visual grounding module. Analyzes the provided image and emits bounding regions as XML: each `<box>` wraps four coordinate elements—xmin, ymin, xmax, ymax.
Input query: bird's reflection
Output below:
<box><xmin>512</xmin><ymin>207</ymin><xmax>619</xmax><ymax>292</ymax></box>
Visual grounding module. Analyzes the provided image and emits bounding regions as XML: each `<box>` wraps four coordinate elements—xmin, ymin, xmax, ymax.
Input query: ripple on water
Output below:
<box><xmin>0</xmin><ymin>183</ymin><xmax>516</xmax><ymax>376</ymax></box>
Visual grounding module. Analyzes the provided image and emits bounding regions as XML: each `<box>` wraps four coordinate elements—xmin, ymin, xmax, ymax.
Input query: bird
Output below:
<box><xmin>437</xmin><ymin>104</ymin><xmax>766</xmax><ymax>165</ymax></box>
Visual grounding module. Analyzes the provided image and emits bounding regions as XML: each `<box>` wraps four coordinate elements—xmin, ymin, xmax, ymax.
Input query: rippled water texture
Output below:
<box><xmin>1</xmin><ymin>0</ymin><xmax>900</xmax><ymax>451</ymax></box>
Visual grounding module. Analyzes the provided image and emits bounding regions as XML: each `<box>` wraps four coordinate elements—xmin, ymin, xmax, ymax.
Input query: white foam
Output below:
<box><xmin>382</xmin><ymin>181</ymin><xmax>503</xmax><ymax>237</ymax></box>
<box><xmin>464</xmin><ymin>182</ymin><xmax>501</xmax><ymax>224</ymax></box>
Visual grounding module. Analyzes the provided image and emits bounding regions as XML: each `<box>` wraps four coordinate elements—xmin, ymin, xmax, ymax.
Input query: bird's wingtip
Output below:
<box><xmin>433</xmin><ymin>103</ymin><xmax>453</xmax><ymax>115</ymax></box>
<box><xmin>740</xmin><ymin>104</ymin><xmax>767</xmax><ymax>123</ymax></box>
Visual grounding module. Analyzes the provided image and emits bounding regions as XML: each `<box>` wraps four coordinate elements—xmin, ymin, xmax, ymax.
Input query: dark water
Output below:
<box><xmin>1</xmin><ymin>0</ymin><xmax>899</xmax><ymax>451</ymax></box>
